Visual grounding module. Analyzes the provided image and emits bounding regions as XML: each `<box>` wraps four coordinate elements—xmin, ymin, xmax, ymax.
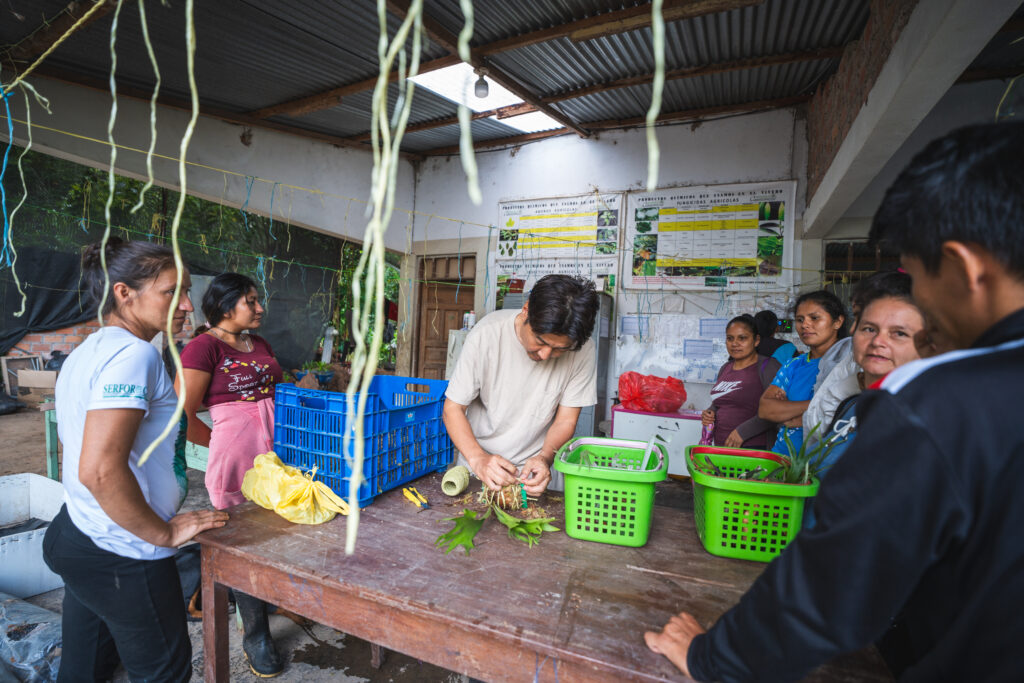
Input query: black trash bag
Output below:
<box><xmin>0</xmin><ymin>393</ymin><xmax>25</xmax><ymax>416</ymax></box>
<box><xmin>0</xmin><ymin>592</ymin><xmax>61</xmax><ymax>682</ymax></box>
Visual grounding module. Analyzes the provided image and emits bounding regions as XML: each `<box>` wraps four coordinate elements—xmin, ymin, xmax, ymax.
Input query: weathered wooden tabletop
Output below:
<box><xmin>197</xmin><ymin>474</ymin><xmax>891</xmax><ymax>682</ymax></box>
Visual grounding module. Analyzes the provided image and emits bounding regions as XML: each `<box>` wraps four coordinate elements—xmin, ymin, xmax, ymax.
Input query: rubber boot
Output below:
<box><xmin>235</xmin><ymin>591</ymin><xmax>284</xmax><ymax>677</ymax></box>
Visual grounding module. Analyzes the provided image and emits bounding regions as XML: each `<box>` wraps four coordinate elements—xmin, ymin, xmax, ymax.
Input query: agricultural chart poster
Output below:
<box><xmin>494</xmin><ymin>193</ymin><xmax>622</xmax><ymax>297</ymax></box>
<box><xmin>623</xmin><ymin>181</ymin><xmax>795</xmax><ymax>290</ymax></box>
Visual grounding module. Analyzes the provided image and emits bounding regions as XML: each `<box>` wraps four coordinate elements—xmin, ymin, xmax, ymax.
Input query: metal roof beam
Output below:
<box><xmin>248</xmin><ymin>1</ymin><xmax>761</xmax><ymax>122</ymax></box>
<box><xmin>541</xmin><ymin>47</ymin><xmax>844</xmax><ymax>104</ymax></box>
<box><xmin>3</xmin><ymin>0</ymin><xmax>117</xmax><ymax>63</ymax></box>
<box><xmin>477</xmin><ymin>0</ymin><xmax>762</xmax><ymax>55</ymax></box>
<box><xmin>420</xmin><ymin>95</ymin><xmax>808</xmax><ymax>155</ymax></box>
<box><xmin>386</xmin><ymin>0</ymin><xmax>590</xmax><ymax>137</ymax></box>
<box><xmin>342</xmin><ymin>48</ymin><xmax>835</xmax><ymax>142</ymax></box>
<box><xmin>585</xmin><ymin>95</ymin><xmax>809</xmax><ymax>129</ymax></box>
<box><xmin>346</xmin><ymin>102</ymin><xmax>535</xmax><ymax>142</ymax></box>
<box><xmin>422</xmin><ymin>128</ymin><xmax>573</xmax><ymax>156</ymax></box>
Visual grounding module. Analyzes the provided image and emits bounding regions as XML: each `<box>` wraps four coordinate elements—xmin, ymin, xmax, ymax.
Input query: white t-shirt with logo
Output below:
<box><xmin>55</xmin><ymin>326</ymin><xmax>180</xmax><ymax>560</ymax></box>
<box><xmin>445</xmin><ymin>309</ymin><xmax>597</xmax><ymax>481</ymax></box>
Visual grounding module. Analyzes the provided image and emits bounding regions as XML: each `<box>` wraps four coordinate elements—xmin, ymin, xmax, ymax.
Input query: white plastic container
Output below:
<box><xmin>0</xmin><ymin>474</ymin><xmax>65</xmax><ymax>597</ymax></box>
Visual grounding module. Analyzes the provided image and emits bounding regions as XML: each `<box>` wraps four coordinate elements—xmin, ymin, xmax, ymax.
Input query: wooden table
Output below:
<box><xmin>198</xmin><ymin>475</ymin><xmax>890</xmax><ymax>682</ymax></box>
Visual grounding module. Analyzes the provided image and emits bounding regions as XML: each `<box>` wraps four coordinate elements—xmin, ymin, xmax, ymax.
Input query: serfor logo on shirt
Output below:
<box><xmin>103</xmin><ymin>383</ymin><xmax>147</xmax><ymax>400</ymax></box>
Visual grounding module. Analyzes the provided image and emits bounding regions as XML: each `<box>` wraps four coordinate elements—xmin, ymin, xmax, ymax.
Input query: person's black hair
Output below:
<box><xmin>850</xmin><ymin>270</ymin><xmax>914</xmax><ymax>320</ymax></box>
<box><xmin>793</xmin><ymin>289</ymin><xmax>849</xmax><ymax>339</ymax></box>
<box><xmin>526</xmin><ymin>274</ymin><xmax>599</xmax><ymax>350</ymax></box>
<box><xmin>202</xmin><ymin>272</ymin><xmax>259</xmax><ymax>326</ymax></box>
<box><xmin>753</xmin><ymin>310</ymin><xmax>778</xmax><ymax>339</ymax></box>
<box><xmin>870</xmin><ymin>122</ymin><xmax>1024</xmax><ymax>277</ymax></box>
<box><xmin>81</xmin><ymin>237</ymin><xmax>176</xmax><ymax>316</ymax></box>
<box><xmin>727</xmin><ymin>314</ymin><xmax>758</xmax><ymax>338</ymax></box>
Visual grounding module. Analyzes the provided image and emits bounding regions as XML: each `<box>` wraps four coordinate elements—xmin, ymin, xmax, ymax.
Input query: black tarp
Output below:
<box><xmin>0</xmin><ymin>247</ymin><xmax>91</xmax><ymax>355</ymax></box>
<box><xmin>1</xmin><ymin>246</ymin><xmax>331</xmax><ymax>371</ymax></box>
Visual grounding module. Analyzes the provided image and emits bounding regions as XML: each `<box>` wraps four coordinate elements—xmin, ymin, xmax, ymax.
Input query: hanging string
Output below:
<box><xmin>456</xmin><ymin>0</ymin><xmax>482</xmax><ymax>205</ymax></box>
<box><xmin>96</xmin><ymin>0</ymin><xmax>125</xmax><ymax>327</ymax></box>
<box><xmin>130</xmin><ymin>0</ymin><xmax>160</xmax><ymax>214</ymax></box>
<box><xmin>0</xmin><ymin>77</ymin><xmax>15</xmax><ymax>267</ymax></box>
<box><xmin>482</xmin><ymin>224</ymin><xmax>493</xmax><ymax>312</ymax></box>
<box><xmin>6</xmin><ymin>83</ymin><xmax>43</xmax><ymax>316</ymax></box>
<box><xmin>137</xmin><ymin>0</ymin><xmax>199</xmax><ymax>467</ymax></box>
<box><xmin>644</xmin><ymin>0</ymin><xmax>665</xmax><ymax>191</ymax></box>
<box><xmin>455</xmin><ymin>221</ymin><xmax>463</xmax><ymax>303</ymax></box>
<box><xmin>532</xmin><ymin>653</ymin><xmax>558</xmax><ymax>683</ymax></box>
<box><xmin>240</xmin><ymin>174</ymin><xmax>255</xmax><ymax>231</ymax></box>
<box><xmin>0</xmin><ymin>109</ymin><xmax>498</xmax><ymax>233</ymax></box>
<box><xmin>2</xmin><ymin>0</ymin><xmax>111</xmax><ymax>95</ymax></box>
<box><xmin>343</xmin><ymin>0</ymin><xmax>424</xmax><ymax>555</ymax></box>
<box><xmin>286</xmin><ymin>186</ymin><xmax>295</xmax><ymax>250</ymax></box>
<box><xmin>268</xmin><ymin>181</ymin><xmax>279</xmax><ymax>241</ymax></box>
<box><xmin>255</xmin><ymin>256</ymin><xmax>270</xmax><ymax>302</ymax></box>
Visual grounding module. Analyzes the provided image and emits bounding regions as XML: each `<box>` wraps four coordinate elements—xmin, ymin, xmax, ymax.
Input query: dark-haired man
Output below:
<box><xmin>646</xmin><ymin>121</ymin><xmax>1024</xmax><ymax>681</ymax></box>
<box><xmin>443</xmin><ymin>274</ymin><xmax>600</xmax><ymax>494</ymax></box>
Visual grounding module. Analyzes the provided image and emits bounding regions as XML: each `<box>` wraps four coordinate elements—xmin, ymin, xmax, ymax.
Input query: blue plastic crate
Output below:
<box><xmin>273</xmin><ymin>376</ymin><xmax>452</xmax><ymax>506</ymax></box>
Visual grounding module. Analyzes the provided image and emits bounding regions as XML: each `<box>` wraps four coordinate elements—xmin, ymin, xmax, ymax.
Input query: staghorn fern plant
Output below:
<box><xmin>769</xmin><ymin>424</ymin><xmax>839</xmax><ymax>484</ymax></box>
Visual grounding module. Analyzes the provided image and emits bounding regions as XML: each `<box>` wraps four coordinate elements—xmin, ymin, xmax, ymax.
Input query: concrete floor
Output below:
<box><xmin>6</xmin><ymin>409</ymin><xmax>468</xmax><ymax>682</ymax></box>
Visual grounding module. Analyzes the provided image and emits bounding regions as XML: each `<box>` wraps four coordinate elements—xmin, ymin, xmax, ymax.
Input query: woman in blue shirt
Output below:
<box><xmin>757</xmin><ymin>291</ymin><xmax>848</xmax><ymax>455</ymax></box>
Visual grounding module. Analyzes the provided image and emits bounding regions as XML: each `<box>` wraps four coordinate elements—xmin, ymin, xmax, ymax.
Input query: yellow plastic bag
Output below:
<box><xmin>241</xmin><ymin>452</ymin><xmax>349</xmax><ymax>524</ymax></box>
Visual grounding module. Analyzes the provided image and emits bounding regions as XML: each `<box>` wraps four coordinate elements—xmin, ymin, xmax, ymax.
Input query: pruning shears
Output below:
<box><xmin>402</xmin><ymin>486</ymin><xmax>429</xmax><ymax>510</ymax></box>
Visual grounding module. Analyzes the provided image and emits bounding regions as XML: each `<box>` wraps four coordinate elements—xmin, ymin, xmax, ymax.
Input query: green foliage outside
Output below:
<box><xmin>2</xmin><ymin>146</ymin><xmax>400</xmax><ymax>368</ymax></box>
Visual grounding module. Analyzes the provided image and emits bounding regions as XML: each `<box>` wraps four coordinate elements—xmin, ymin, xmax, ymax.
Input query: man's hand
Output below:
<box><xmin>471</xmin><ymin>453</ymin><xmax>519</xmax><ymax>491</ymax></box>
<box><xmin>724</xmin><ymin>429</ymin><xmax>744</xmax><ymax>448</ymax></box>
<box><xmin>162</xmin><ymin>510</ymin><xmax>230</xmax><ymax>548</ymax></box>
<box><xmin>701</xmin><ymin>408</ymin><xmax>715</xmax><ymax>426</ymax></box>
<box><xmin>644</xmin><ymin>611</ymin><xmax>706</xmax><ymax>679</ymax></box>
<box><xmin>518</xmin><ymin>455</ymin><xmax>552</xmax><ymax>496</ymax></box>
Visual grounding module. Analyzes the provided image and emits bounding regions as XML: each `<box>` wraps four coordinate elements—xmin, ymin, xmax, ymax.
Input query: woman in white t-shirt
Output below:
<box><xmin>42</xmin><ymin>238</ymin><xmax>227</xmax><ymax>682</ymax></box>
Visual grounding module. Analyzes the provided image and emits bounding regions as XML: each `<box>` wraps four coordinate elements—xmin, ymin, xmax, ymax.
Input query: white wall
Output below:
<box><xmin>413</xmin><ymin>107</ymin><xmax>809</xmax><ymax>410</ymax></box>
<box><xmin>839</xmin><ymin>80</ymin><xmax>1011</xmax><ymax>226</ymax></box>
<box><xmin>415</xmin><ymin>107</ymin><xmax>804</xmax><ymax>241</ymax></box>
<box><xmin>3</xmin><ymin>76</ymin><xmax>414</xmax><ymax>251</ymax></box>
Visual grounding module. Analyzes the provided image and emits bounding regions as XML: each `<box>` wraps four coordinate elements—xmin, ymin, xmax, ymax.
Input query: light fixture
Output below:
<box><xmin>473</xmin><ymin>68</ymin><xmax>489</xmax><ymax>98</ymax></box>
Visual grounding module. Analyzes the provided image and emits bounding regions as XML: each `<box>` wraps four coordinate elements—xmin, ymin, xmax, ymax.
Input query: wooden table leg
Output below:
<box><xmin>370</xmin><ymin>642</ymin><xmax>387</xmax><ymax>669</ymax></box>
<box><xmin>201</xmin><ymin>547</ymin><xmax>229</xmax><ymax>683</ymax></box>
<box><xmin>44</xmin><ymin>409</ymin><xmax>58</xmax><ymax>480</ymax></box>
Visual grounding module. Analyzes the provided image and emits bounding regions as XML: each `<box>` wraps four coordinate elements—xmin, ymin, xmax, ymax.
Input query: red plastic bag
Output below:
<box><xmin>618</xmin><ymin>372</ymin><xmax>687</xmax><ymax>413</ymax></box>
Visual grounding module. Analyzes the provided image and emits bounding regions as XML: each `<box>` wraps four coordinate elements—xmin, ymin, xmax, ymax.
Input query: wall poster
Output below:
<box><xmin>493</xmin><ymin>193</ymin><xmax>622</xmax><ymax>301</ymax></box>
<box><xmin>624</xmin><ymin>181</ymin><xmax>795</xmax><ymax>290</ymax></box>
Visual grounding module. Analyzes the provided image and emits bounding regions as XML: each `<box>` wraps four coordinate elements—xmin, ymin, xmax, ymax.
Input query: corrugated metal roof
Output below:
<box><xmin>270</xmin><ymin>83</ymin><xmax>462</xmax><ymax>138</ymax></box>
<box><xmin>481</xmin><ymin>0</ymin><xmax>867</xmax><ymax>101</ymax></box>
<box><xmin>31</xmin><ymin>0</ymin><xmax>450</xmax><ymax>113</ymax></box>
<box><xmin>13</xmin><ymin>0</ymin><xmax>1017</xmax><ymax>155</ymax></box>
<box><xmin>400</xmin><ymin>116</ymin><xmax>524</xmax><ymax>153</ymax></box>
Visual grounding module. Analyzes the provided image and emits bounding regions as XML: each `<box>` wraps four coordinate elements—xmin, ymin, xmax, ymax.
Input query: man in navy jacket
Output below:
<box><xmin>645</xmin><ymin>122</ymin><xmax>1024</xmax><ymax>681</ymax></box>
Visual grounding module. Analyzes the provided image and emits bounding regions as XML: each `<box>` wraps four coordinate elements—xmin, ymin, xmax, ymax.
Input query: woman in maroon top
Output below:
<box><xmin>701</xmin><ymin>315</ymin><xmax>781</xmax><ymax>448</ymax></box>
<box><xmin>178</xmin><ymin>272</ymin><xmax>284</xmax><ymax>676</ymax></box>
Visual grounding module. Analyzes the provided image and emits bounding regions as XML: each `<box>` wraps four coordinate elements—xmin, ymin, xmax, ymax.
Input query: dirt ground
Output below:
<box><xmin>2</xmin><ymin>407</ymin><xmax>468</xmax><ymax>683</ymax></box>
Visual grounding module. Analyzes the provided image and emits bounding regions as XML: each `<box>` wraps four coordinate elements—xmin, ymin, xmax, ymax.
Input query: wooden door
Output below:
<box><xmin>416</xmin><ymin>256</ymin><xmax>474</xmax><ymax>380</ymax></box>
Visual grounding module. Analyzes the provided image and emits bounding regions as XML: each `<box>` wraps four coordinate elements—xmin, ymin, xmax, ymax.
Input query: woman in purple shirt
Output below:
<box><xmin>701</xmin><ymin>315</ymin><xmax>781</xmax><ymax>448</ymax></box>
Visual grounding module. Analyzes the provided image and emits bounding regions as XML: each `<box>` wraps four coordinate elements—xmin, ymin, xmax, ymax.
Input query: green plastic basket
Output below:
<box><xmin>686</xmin><ymin>446</ymin><xmax>819</xmax><ymax>562</ymax></box>
<box><xmin>553</xmin><ymin>437</ymin><xmax>668</xmax><ymax>547</ymax></box>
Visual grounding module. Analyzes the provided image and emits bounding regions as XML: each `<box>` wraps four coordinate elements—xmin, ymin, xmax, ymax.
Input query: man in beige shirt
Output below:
<box><xmin>443</xmin><ymin>275</ymin><xmax>600</xmax><ymax>494</ymax></box>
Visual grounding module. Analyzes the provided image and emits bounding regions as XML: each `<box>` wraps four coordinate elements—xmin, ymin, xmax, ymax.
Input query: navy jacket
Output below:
<box><xmin>688</xmin><ymin>307</ymin><xmax>1024</xmax><ymax>682</ymax></box>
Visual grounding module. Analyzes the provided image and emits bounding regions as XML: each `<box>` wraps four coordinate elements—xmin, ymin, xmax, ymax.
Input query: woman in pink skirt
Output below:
<box><xmin>178</xmin><ymin>272</ymin><xmax>284</xmax><ymax>677</ymax></box>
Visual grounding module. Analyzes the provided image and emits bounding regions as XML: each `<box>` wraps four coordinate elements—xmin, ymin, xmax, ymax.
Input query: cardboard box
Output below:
<box><xmin>0</xmin><ymin>474</ymin><xmax>65</xmax><ymax>598</ymax></box>
<box><xmin>17</xmin><ymin>370</ymin><xmax>57</xmax><ymax>390</ymax></box>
